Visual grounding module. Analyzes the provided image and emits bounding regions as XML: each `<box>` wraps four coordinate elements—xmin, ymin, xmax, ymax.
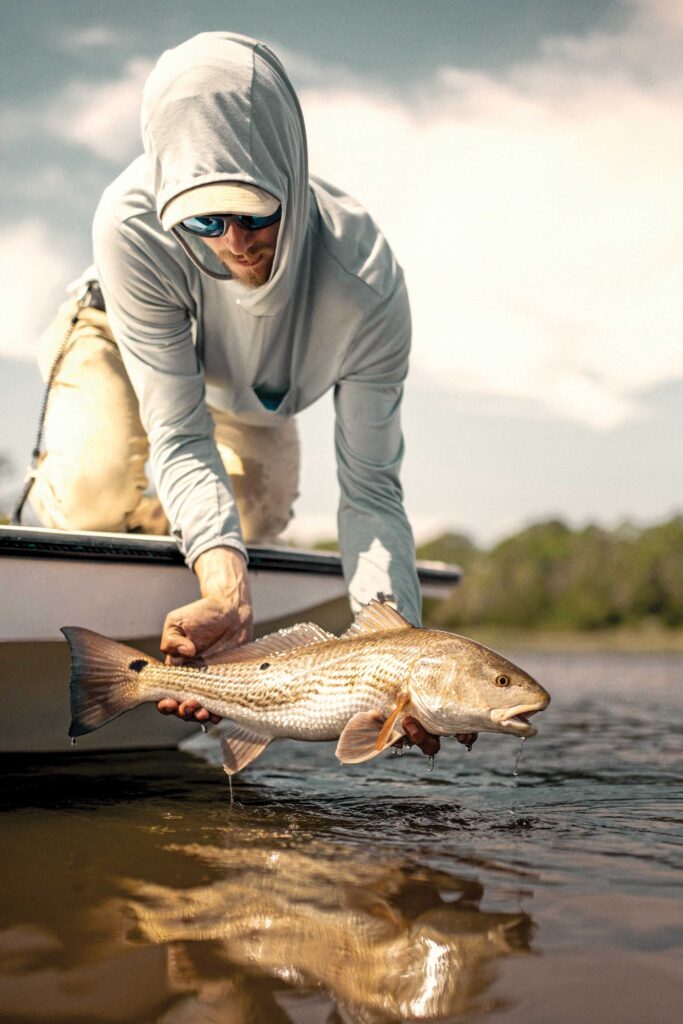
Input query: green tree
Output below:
<box><xmin>427</xmin><ymin>516</ymin><xmax>683</xmax><ymax>632</ymax></box>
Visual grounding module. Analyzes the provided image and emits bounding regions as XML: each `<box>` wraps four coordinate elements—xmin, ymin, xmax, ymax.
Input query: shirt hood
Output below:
<box><xmin>141</xmin><ymin>32</ymin><xmax>309</xmax><ymax>316</ymax></box>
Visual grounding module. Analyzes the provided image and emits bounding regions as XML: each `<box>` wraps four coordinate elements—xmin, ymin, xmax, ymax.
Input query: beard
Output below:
<box><xmin>219</xmin><ymin>245</ymin><xmax>276</xmax><ymax>288</ymax></box>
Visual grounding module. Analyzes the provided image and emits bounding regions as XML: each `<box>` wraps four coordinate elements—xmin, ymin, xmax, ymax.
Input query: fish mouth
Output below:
<box><xmin>491</xmin><ymin>702</ymin><xmax>548</xmax><ymax>736</ymax></box>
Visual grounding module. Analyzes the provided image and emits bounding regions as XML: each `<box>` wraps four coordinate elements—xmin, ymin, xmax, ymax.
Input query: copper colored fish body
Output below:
<box><xmin>63</xmin><ymin>600</ymin><xmax>550</xmax><ymax>774</ymax></box>
<box><xmin>125</xmin><ymin>841</ymin><xmax>533</xmax><ymax>1021</ymax></box>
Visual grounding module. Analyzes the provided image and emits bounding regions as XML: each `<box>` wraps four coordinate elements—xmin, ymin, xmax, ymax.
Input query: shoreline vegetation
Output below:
<box><xmin>422</xmin><ymin>516</ymin><xmax>683</xmax><ymax>652</ymax></box>
<box><xmin>432</xmin><ymin>622</ymin><xmax>683</xmax><ymax>653</ymax></box>
<box><xmin>324</xmin><ymin>514</ymin><xmax>683</xmax><ymax>652</ymax></box>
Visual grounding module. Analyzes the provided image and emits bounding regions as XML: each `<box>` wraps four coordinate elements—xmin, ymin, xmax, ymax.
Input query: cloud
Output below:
<box><xmin>298</xmin><ymin>0</ymin><xmax>683</xmax><ymax>428</ymax></box>
<box><xmin>47</xmin><ymin>58</ymin><xmax>152</xmax><ymax>162</ymax></box>
<box><xmin>1</xmin><ymin>57</ymin><xmax>151</xmax><ymax>164</ymax></box>
<box><xmin>5</xmin><ymin>0</ymin><xmax>682</xmax><ymax>430</ymax></box>
<box><xmin>54</xmin><ymin>25</ymin><xmax>129</xmax><ymax>50</ymax></box>
<box><xmin>535</xmin><ymin>0</ymin><xmax>683</xmax><ymax>81</ymax></box>
<box><xmin>0</xmin><ymin>220</ymin><xmax>72</xmax><ymax>359</ymax></box>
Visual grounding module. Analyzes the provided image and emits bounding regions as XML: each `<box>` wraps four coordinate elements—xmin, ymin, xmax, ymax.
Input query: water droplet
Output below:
<box><xmin>200</xmin><ymin>723</ymin><xmax>208</xmax><ymax>734</ymax></box>
<box><xmin>427</xmin><ymin>755</ymin><xmax>435</xmax><ymax>772</ymax></box>
<box><xmin>512</xmin><ymin>737</ymin><xmax>526</xmax><ymax>777</ymax></box>
<box><xmin>227</xmin><ymin>774</ymin><xmax>234</xmax><ymax>805</ymax></box>
<box><xmin>70</xmin><ymin>737</ymin><xmax>77</xmax><ymax>748</ymax></box>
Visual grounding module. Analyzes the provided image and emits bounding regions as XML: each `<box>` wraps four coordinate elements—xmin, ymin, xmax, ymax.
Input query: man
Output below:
<box><xmin>33</xmin><ymin>33</ymin><xmax>468</xmax><ymax>754</ymax></box>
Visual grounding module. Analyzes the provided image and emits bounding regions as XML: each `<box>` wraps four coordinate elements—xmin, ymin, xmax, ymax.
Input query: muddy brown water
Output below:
<box><xmin>1</xmin><ymin>650</ymin><xmax>681</xmax><ymax>1023</ymax></box>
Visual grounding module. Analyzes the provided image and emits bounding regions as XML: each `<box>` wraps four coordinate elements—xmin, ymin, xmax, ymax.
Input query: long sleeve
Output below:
<box><xmin>93</xmin><ymin>208</ymin><xmax>247</xmax><ymax>566</ymax></box>
<box><xmin>334</xmin><ymin>276</ymin><xmax>421</xmax><ymax>625</ymax></box>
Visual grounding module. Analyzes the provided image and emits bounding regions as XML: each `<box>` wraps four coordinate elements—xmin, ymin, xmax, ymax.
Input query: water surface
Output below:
<box><xmin>1</xmin><ymin>650</ymin><xmax>681</xmax><ymax>1023</ymax></box>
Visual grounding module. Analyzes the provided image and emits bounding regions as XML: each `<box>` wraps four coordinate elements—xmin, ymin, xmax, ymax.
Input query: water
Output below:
<box><xmin>1</xmin><ymin>650</ymin><xmax>681</xmax><ymax>1023</ymax></box>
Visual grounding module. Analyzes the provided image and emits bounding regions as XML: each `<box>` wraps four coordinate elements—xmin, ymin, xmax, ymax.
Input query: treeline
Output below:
<box><xmin>418</xmin><ymin>516</ymin><xmax>683</xmax><ymax>632</ymax></box>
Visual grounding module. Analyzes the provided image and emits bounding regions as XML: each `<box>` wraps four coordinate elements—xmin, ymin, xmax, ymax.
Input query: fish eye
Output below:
<box><xmin>495</xmin><ymin>674</ymin><xmax>511</xmax><ymax>687</ymax></box>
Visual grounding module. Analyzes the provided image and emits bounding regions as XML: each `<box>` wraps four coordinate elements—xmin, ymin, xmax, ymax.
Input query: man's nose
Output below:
<box><xmin>225</xmin><ymin>222</ymin><xmax>251</xmax><ymax>255</ymax></box>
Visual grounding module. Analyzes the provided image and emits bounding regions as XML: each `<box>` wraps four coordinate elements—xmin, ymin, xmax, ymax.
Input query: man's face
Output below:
<box><xmin>201</xmin><ymin>219</ymin><xmax>281</xmax><ymax>288</ymax></box>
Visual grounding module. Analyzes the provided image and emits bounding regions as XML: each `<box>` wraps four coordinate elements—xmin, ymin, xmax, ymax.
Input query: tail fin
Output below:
<box><xmin>62</xmin><ymin>627</ymin><xmax>161</xmax><ymax>737</ymax></box>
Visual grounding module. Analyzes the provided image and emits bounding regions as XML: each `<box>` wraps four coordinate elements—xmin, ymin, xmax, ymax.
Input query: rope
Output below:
<box><xmin>11</xmin><ymin>284</ymin><xmax>94</xmax><ymax>525</ymax></box>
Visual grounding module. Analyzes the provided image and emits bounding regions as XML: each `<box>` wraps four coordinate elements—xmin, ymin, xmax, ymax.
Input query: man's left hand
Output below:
<box><xmin>398</xmin><ymin>716</ymin><xmax>478</xmax><ymax>757</ymax></box>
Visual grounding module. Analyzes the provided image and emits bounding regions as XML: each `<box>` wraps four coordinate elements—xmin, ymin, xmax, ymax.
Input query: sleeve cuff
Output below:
<box><xmin>186</xmin><ymin>538</ymin><xmax>249</xmax><ymax>571</ymax></box>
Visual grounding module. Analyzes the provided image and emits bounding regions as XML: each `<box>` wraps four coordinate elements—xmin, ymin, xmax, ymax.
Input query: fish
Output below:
<box><xmin>124</xmin><ymin>840</ymin><xmax>533</xmax><ymax>1022</ymax></box>
<box><xmin>63</xmin><ymin>599</ymin><xmax>550</xmax><ymax>774</ymax></box>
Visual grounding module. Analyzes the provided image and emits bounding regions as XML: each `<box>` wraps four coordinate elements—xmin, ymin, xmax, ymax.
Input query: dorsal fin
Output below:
<box><xmin>341</xmin><ymin>599</ymin><xmax>414</xmax><ymax>639</ymax></box>
<box><xmin>190</xmin><ymin>622</ymin><xmax>334</xmax><ymax>666</ymax></box>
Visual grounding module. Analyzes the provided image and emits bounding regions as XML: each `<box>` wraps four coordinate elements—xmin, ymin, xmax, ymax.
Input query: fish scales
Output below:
<box><xmin>136</xmin><ymin>631</ymin><xmax>415</xmax><ymax>739</ymax></box>
<box><xmin>63</xmin><ymin>599</ymin><xmax>550</xmax><ymax>773</ymax></box>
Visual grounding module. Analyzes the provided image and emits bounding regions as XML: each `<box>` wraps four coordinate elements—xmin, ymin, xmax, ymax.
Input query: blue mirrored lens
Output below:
<box><xmin>234</xmin><ymin>209</ymin><xmax>282</xmax><ymax>230</ymax></box>
<box><xmin>180</xmin><ymin>216</ymin><xmax>227</xmax><ymax>237</ymax></box>
<box><xmin>179</xmin><ymin>207</ymin><xmax>282</xmax><ymax>237</ymax></box>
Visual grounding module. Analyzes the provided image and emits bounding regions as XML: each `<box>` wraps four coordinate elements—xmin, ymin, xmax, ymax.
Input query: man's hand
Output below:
<box><xmin>156</xmin><ymin>546</ymin><xmax>252</xmax><ymax>724</ymax></box>
<box><xmin>398</xmin><ymin>717</ymin><xmax>479</xmax><ymax>757</ymax></box>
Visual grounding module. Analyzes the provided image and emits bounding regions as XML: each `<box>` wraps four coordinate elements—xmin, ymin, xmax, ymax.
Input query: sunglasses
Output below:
<box><xmin>178</xmin><ymin>207</ymin><xmax>282</xmax><ymax>238</ymax></box>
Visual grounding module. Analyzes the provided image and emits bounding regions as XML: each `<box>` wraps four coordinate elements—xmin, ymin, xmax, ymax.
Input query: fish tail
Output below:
<box><xmin>62</xmin><ymin>626</ymin><xmax>160</xmax><ymax>737</ymax></box>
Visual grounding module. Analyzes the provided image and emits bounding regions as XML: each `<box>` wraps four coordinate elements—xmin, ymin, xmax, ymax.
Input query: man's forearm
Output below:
<box><xmin>194</xmin><ymin>545</ymin><xmax>249</xmax><ymax>601</ymax></box>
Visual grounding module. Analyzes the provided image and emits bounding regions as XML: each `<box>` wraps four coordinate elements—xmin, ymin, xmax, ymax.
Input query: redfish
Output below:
<box><xmin>64</xmin><ymin>600</ymin><xmax>549</xmax><ymax>774</ymax></box>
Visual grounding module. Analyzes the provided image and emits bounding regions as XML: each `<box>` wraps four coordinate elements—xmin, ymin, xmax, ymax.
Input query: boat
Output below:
<box><xmin>0</xmin><ymin>524</ymin><xmax>461</xmax><ymax>752</ymax></box>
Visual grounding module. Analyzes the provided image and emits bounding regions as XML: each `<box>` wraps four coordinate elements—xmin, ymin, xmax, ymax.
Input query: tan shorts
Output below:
<box><xmin>30</xmin><ymin>298</ymin><xmax>299</xmax><ymax>543</ymax></box>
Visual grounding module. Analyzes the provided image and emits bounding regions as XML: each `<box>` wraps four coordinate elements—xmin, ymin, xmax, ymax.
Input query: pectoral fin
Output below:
<box><xmin>219</xmin><ymin>722</ymin><xmax>271</xmax><ymax>775</ymax></box>
<box><xmin>375</xmin><ymin>694</ymin><xmax>410</xmax><ymax>750</ymax></box>
<box><xmin>336</xmin><ymin>710</ymin><xmax>405</xmax><ymax>764</ymax></box>
<box><xmin>340</xmin><ymin>886</ymin><xmax>405</xmax><ymax>929</ymax></box>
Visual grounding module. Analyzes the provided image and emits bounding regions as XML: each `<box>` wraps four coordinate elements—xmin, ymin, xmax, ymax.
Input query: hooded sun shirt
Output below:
<box><xmin>91</xmin><ymin>32</ymin><xmax>421</xmax><ymax>624</ymax></box>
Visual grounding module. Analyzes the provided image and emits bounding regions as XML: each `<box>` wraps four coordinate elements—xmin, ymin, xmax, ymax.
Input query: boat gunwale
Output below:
<box><xmin>0</xmin><ymin>526</ymin><xmax>462</xmax><ymax>584</ymax></box>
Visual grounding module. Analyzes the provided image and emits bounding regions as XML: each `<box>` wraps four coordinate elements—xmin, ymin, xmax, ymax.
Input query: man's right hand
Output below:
<box><xmin>156</xmin><ymin>546</ymin><xmax>253</xmax><ymax>724</ymax></box>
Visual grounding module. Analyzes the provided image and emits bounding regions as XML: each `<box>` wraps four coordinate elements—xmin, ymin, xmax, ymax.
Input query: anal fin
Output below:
<box><xmin>336</xmin><ymin>711</ymin><xmax>405</xmax><ymax>764</ymax></box>
<box><xmin>219</xmin><ymin>722</ymin><xmax>272</xmax><ymax>775</ymax></box>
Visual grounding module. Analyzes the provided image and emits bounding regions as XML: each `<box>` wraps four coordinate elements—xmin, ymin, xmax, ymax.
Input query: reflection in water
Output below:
<box><xmin>124</xmin><ymin>837</ymin><xmax>532</xmax><ymax>1023</ymax></box>
<box><xmin>3</xmin><ymin>651</ymin><xmax>681</xmax><ymax>1022</ymax></box>
<box><xmin>0</xmin><ymin>752</ymin><xmax>531</xmax><ymax>1023</ymax></box>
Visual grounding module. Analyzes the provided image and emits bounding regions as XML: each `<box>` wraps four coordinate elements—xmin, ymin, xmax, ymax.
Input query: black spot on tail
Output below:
<box><xmin>128</xmin><ymin>658</ymin><xmax>148</xmax><ymax>673</ymax></box>
<box><xmin>260</xmin><ymin>662</ymin><xmax>270</xmax><ymax>670</ymax></box>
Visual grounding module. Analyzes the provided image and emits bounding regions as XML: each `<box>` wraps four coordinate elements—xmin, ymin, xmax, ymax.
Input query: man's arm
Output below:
<box><xmin>334</xmin><ymin>277</ymin><xmax>421</xmax><ymax>625</ymax></box>
<box><xmin>335</xmin><ymin>279</ymin><xmax>477</xmax><ymax>753</ymax></box>
<box><xmin>93</xmin><ymin>207</ymin><xmax>251</xmax><ymax>684</ymax></box>
<box><xmin>94</xmin><ymin>208</ymin><xmax>247</xmax><ymax>569</ymax></box>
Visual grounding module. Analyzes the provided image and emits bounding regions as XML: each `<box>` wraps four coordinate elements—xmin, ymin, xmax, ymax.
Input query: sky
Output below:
<box><xmin>1</xmin><ymin>0</ymin><xmax>681</xmax><ymax>545</ymax></box>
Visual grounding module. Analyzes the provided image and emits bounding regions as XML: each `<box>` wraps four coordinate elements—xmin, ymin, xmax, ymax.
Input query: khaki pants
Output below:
<box><xmin>30</xmin><ymin>298</ymin><xmax>299</xmax><ymax>542</ymax></box>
